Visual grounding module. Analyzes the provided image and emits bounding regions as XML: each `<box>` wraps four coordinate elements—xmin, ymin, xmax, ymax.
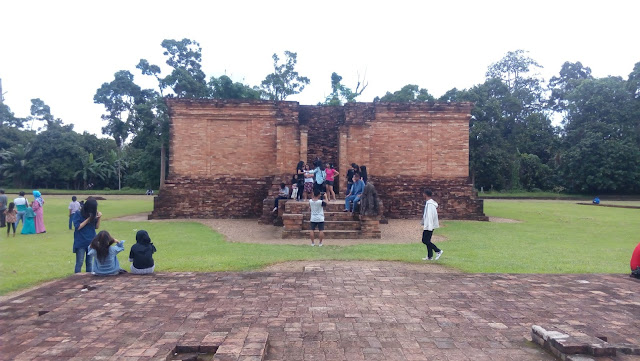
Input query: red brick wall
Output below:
<box><xmin>152</xmin><ymin>99</ymin><xmax>486</xmax><ymax>220</ymax></box>
<box><xmin>299</xmin><ymin>106</ymin><xmax>342</xmax><ymax>167</ymax></box>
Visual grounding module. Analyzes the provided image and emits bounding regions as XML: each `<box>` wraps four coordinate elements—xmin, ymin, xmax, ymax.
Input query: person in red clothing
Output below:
<box><xmin>631</xmin><ymin>242</ymin><xmax>640</xmax><ymax>278</ymax></box>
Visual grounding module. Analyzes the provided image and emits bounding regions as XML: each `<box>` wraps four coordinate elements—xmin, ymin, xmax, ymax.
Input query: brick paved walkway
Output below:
<box><xmin>1</xmin><ymin>263</ymin><xmax>638</xmax><ymax>360</ymax></box>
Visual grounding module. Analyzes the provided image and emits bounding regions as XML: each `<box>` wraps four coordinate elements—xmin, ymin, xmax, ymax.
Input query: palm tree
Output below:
<box><xmin>0</xmin><ymin>144</ymin><xmax>32</xmax><ymax>187</ymax></box>
<box><xmin>74</xmin><ymin>152</ymin><xmax>113</xmax><ymax>189</ymax></box>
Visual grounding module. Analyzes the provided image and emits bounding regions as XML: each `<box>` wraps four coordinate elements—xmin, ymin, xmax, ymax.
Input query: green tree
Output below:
<box><xmin>486</xmin><ymin>49</ymin><xmax>545</xmax><ymax>115</ymax></box>
<box><xmin>74</xmin><ymin>152</ymin><xmax>114</xmax><ymax>190</ymax></box>
<box><xmin>548</xmin><ymin>61</ymin><xmax>593</xmax><ymax>113</ymax></box>
<box><xmin>375</xmin><ymin>84</ymin><xmax>434</xmax><ymax>102</ymax></box>
<box><xmin>160</xmin><ymin>38</ymin><xmax>210</xmax><ymax>98</ymax></box>
<box><xmin>0</xmin><ymin>144</ymin><xmax>32</xmax><ymax>187</ymax></box>
<box><xmin>209</xmin><ymin>75</ymin><xmax>261</xmax><ymax>99</ymax></box>
<box><xmin>261</xmin><ymin>51</ymin><xmax>310</xmax><ymax>101</ymax></box>
<box><xmin>558</xmin><ymin>74</ymin><xmax>640</xmax><ymax>192</ymax></box>
<box><xmin>518</xmin><ymin>153</ymin><xmax>552</xmax><ymax>191</ymax></box>
<box><xmin>94</xmin><ymin>70</ymin><xmax>142</xmax><ymax>147</ymax></box>
<box><xmin>323</xmin><ymin>72</ymin><xmax>368</xmax><ymax>106</ymax></box>
<box><xmin>626</xmin><ymin>61</ymin><xmax>640</xmax><ymax>99</ymax></box>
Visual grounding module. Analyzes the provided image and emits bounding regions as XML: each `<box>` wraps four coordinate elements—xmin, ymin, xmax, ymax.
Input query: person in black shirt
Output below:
<box><xmin>129</xmin><ymin>230</ymin><xmax>157</xmax><ymax>274</ymax></box>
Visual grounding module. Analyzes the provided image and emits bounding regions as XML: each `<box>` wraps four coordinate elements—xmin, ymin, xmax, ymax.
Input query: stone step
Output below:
<box><xmin>285</xmin><ymin>200</ymin><xmax>351</xmax><ymax>213</ymax></box>
<box><xmin>282</xmin><ymin>230</ymin><xmax>366</xmax><ymax>239</ymax></box>
<box><xmin>302</xmin><ymin>220</ymin><xmax>361</xmax><ymax>231</ymax></box>
<box><xmin>301</xmin><ymin>212</ymin><xmax>358</xmax><ymax>221</ymax></box>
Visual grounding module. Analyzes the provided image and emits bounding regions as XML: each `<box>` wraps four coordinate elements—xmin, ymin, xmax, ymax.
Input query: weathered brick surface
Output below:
<box><xmin>2</xmin><ymin>268</ymin><xmax>638</xmax><ymax>360</ymax></box>
<box><xmin>154</xmin><ymin>99</ymin><xmax>486</xmax><ymax>220</ymax></box>
<box><xmin>370</xmin><ymin>176</ymin><xmax>487</xmax><ymax>220</ymax></box>
<box><xmin>299</xmin><ymin>105</ymin><xmax>342</xmax><ymax>167</ymax></box>
<box><xmin>150</xmin><ymin>176</ymin><xmax>272</xmax><ymax>219</ymax></box>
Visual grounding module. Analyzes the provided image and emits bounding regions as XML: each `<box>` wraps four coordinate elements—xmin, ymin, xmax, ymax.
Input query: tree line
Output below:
<box><xmin>1</xmin><ymin>39</ymin><xmax>639</xmax><ymax>194</ymax></box>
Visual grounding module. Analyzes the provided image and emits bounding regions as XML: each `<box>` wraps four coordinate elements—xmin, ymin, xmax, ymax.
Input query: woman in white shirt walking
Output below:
<box><xmin>421</xmin><ymin>189</ymin><xmax>443</xmax><ymax>261</ymax></box>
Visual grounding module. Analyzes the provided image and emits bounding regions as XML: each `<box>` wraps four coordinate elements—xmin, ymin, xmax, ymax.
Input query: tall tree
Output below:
<box><xmin>261</xmin><ymin>51</ymin><xmax>310</xmax><ymax>101</ymax></box>
<box><xmin>0</xmin><ymin>103</ymin><xmax>21</xmax><ymax>127</ymax></box>
<box><xmin>0</xmin><ymin>143</ymin><xmax>32</xmax><ymax>187</ymax></box>
<box><xmin>375</xmin><ymin>84</ymin><xmax>434</xmax><ymax>102</ymax></box>
<box><xmin>209</xmin><ymin>75</ymin><xmax>261</xmax><ymax>99</ymax></box>
<box><xmin>28</xmin><ymin>98</ymin><xmax>64</xmax><ymax>131</ymax></box>
<box><xmin>323</xmin><ymin>72</ymin><xmax>368</xmax><ymax>106</ymax></box>
<box><xmin>160</xmin><ymin>38</ymin><xmax>210</xmax><ymax>98</ymax></box>
<box><xmin>558</xmin><ymin>74</ymin><xmax>640</xmax><ymax>192</ymax></box>
<box><xmin>94</xmin><ymin>70</ymin><xmax>142</xmax><ymax>147</ymax></box>
<box><xmin>548</xmin><ymin>61</ymin><xmax>593</xmax><ymax>113</ymax></box>
<box><xmin>486</xmin><ymin>49</ymin><xmax>545</xmax><ymax>115</ymax></box>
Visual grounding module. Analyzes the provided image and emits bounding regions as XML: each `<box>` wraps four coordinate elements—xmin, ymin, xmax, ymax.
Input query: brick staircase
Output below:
<box><xmin>281</xmin><ymin>199</ymin><xmax>381</xmax><ymax>239</ymax></box>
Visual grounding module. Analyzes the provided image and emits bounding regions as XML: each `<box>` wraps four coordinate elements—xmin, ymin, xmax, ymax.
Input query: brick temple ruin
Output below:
<box><xmin>150</xmin><ymin>99</ymin><xmax>487</xmax><ymax>232</ymax></box>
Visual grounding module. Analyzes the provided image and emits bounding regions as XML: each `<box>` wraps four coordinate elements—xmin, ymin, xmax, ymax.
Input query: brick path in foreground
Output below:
<box><xmin>0</xmin><ymin>263</ymin><xmax>638</xmax><ymax>360</ymax></box>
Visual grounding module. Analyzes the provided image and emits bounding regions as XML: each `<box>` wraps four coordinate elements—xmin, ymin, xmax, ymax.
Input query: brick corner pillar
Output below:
<box><xmin>338</xmin><ymin>125</ymin><xmax>349</xmax><ymax>196</ymax></box>
<box><xmin>299</xmin><ymin>125</ymin><xmax>308</xmax><ymax>165</ymax></box>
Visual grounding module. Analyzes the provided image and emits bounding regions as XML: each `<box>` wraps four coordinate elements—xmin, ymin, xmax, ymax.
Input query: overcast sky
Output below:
<box><xmin>1</xmin><ymin>0</ymin><xmax>639</xmax><ymax>136</ymax></box>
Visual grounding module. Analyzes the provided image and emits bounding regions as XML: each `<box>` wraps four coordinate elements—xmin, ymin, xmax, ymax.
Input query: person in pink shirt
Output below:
<box><xmin>324</xmin><ymin>163</ymin><xmax>339</xmax><ymax>201</ymax></box>
<box><xmin>32</xmin><ymin>190</ymin><xmax>46</xmax><ymax>234</ymax></box>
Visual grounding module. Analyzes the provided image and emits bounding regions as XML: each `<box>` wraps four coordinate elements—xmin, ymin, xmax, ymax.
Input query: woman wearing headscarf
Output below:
<box><xmin>32</xmin><ymin>190</ymin><xmax>46</xmax><ymax>234</ymax></box>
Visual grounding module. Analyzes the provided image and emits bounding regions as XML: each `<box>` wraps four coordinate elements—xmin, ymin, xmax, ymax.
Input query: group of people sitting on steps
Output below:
<box><xmin>273</xmin><ymin>160</ymin><xmax>369</xmax><ymax>213</ymax></box>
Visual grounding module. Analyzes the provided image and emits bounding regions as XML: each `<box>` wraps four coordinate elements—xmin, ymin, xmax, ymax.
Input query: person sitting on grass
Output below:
<box><xmin>272</xmin><ymin>182</ymin><xmax>289</xmax><ymax>213</ymax></box>
<box><xmin>344</xmin><ymin>173</ymin><xmax>365</xmax><ymax>213</ymax></box>
<box><xmin>129</xmin><ymin>230</ymin><xmax>157</xmax><ymax>275</ymax></box>
<box><xmin>309</xmin><ymin>189</ymin><xmax>326</xmax><ymax>247</ymax></box>
<box><xmin>88</xmin><ymin>230</ymin><xmax>126</xmax><ymax>276</ymax></box>
<box><xmin>631</xmin><ymin>241</ymin><xmax>640</xmax><ymax>279</ymax></box>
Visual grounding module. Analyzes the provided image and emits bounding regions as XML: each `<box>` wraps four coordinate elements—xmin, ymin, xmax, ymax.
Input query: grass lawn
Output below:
<box><xmin>478</xmin><ymin>190</ymin><xmax>590</xmax><ymax>199</ymax></box>
<box><xmin>1</xmin><ymin>188</ymin><xmax>155</xmax><ymax>195</ymax></box>
<box><xmin>1</xmin><ymin>196</ymin><xmax>637</xmax><ymax>295</ymax></box>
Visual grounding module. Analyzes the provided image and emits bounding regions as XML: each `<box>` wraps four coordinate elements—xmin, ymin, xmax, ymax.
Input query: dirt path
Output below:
<box><xmin>112</xmin><ymin>214</ymin><xmax>450</xmax><ymax>245</ymax></box>
<box><xmin>112</xmin><ymin>213</ymin><xmax>522</xmax><ymax>245</ymax></box>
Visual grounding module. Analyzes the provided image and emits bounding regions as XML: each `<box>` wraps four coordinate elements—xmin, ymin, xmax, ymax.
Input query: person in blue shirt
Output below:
<box><xmin>88</xmin><ymin>230</ymin><xmax>125</xmax><ymax>276</ymax></box>
<box><xmin>344</xmin><ymin>173</ymin><xmax>365</xmax><ymax>213</ymax></box>
<box><xmin>72</xmin><ymin>198</ymin><xmax>102</xmax><ymax>273</ymax></box>
<box><xmin>593</xmin><ymin>196</ymin><xmax>600</xmax><ymax>205</ymax></box>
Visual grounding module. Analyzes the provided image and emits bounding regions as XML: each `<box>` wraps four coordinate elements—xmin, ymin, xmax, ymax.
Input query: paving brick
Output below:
<box><xmin>1</xmin><ymin>267</ymin><xmax>639</xmax><ymax>360</ymax></box>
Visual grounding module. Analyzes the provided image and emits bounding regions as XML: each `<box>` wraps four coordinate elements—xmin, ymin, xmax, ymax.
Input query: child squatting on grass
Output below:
<box><xmin>309</xmin><ymin>189</ymin><xmax>326</xmax><ymax>247</ymax></box>
<box><xmin>421</xmin><ymin>189</ymin><xmax>443</xmax><ymax>261</ymax></box>
<box><xmin>129</xmin><ymin>230</ymin><xmax>157</xmax><ymax>274</ymax></box>
<box><xmin>88</xmin><ymin>230</ymin><xmax>126</xmax><ymax>276</ymax></box>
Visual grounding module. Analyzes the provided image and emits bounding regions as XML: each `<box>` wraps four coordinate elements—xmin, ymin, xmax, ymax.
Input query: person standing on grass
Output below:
<box><xmin>0</xmin><ymin>189</ymin><xmax>7</xmax><ymax>228</ymax></box>
<box><xmin>68</xmin><ymin>196</ymin><xmax>81</xmax><ymax>230</ymax></box>
<box><xmin>309</xmin><ymin>189</ymin><xmax>326</xmax><ymax>247</ymax></box>
<box><xmin>13</xmin><ymin>191</ymin><xmax>29</xmax><ymax>230</ymax></box>
<box><xmin>421</xmin><ymin>189</ymin><xmax>443</xmax><ymax>261</ymax></box>
<box><xmin>31</xmin><ymin>190</ymin><xmax>46</xmax><ymax>234</ymax></box>
<box><xmin>72</xmin><ymin>198</ymin><xmax>102</xmax><ymax>273</ymax></box>
<box><xmin>4</xmin><ymin>202</ymin><xmax>17</xmax><ymax>237</ymax></box>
